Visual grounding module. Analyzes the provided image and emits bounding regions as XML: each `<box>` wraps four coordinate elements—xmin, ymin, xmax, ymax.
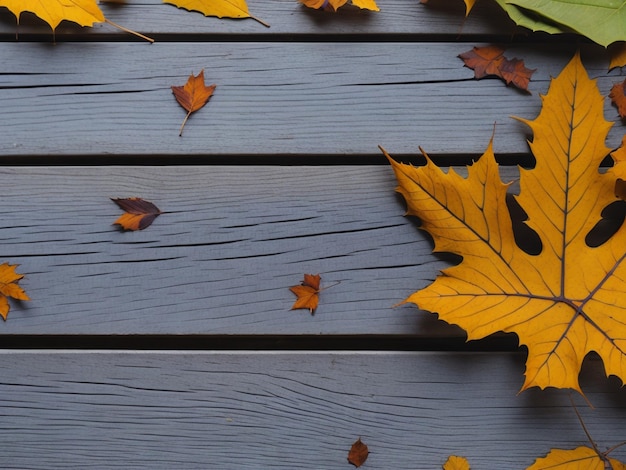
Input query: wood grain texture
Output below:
<box><xmin>0</xmin><ymin>165</ymin><xmax>471</xmax><ymax>335</ymax></box>
<box><xmin>1</xmin><ymin>351</ymin><xmax>624</xmax><ymax>469</ymax></box>
<box><xmin>0</xmin><ymin>0</ymin><xmax>524</xmax><ymax>36</ymax></box>
<box><xmin>0</xmin><ymin>42</ymin><xmax>620</xmax><ymax>160</ymax></box>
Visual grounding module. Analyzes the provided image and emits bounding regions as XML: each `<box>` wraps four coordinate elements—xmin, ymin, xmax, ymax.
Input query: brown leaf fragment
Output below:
<box><xmin>347</xmin><ymin>438</ymin><xmax>369</xmax><ymax>468</ymax></box>
<box><xmin>171</xmin><ymin>70</ymin><xmax>216</xmax><ymax>136</ymax></box>
<box><xmin>289</xmin><ymin>273</ymin><xmax>321</xmax><ymax>314</ymax></box>
<box><xmin>459</xmin><ymin>46</ymin><xmax>535</xmax><ymax>92</ymax></box>
<box><xmin>0</xmin><ymin>263</ymin><xmax>30</xmax><ymax>321</ymax></box>
<box><xmin>610</xmin><ymin>79</ymin><xmax>626</xmax><ymax>119</ymax></box>
<box><xmin>112</xmin><ymin>197</ymin><xmax>162</xmax><ymax>231</ymax></box>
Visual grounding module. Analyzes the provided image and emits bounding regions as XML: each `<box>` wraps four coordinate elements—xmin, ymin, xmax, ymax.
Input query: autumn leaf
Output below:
<box><xmin>171</xmin><ymin>70</ymin><xmax>216</xmax><ymax>136</ymax></box>
<box><xmin>163</xmin><ymin>0</ymin><xmax>270</xmax><ymax>27</ymax></box>
<box><xmin>383</xmin><ymin>52</ymin><xmax>626</xmax><ymax>393</ymax></box>
<box><xmin>0</xmin><ymin>0</ymin><xmax>153</xmax><ymax>41</ymax></box>
<box><xmin>459</xmin><ymin>46</ymin><xmax>535</xmax><ymax>92</ymax></box>
<box><xmin>609</xmin><ymin>42</ymin><xmax>626</xmax><ymax>70</ymax></box>
<box><xmin>300</xmin><ymin>0</ymin><xmax>379</xmax><ymax>12</ymax></box>
<box><xmin>112</xmin><ymin>198</ymin><xmax>162</xmax><ymax>231</ymax></box>
<box><xmin>347</xmin><ymin>438</ymin><xmax>369</xmax><ymax>468</ymax></box>
<box><xmin>0</xmin><ymin>263</ymin><xmax>30</xmax><ymax>321</ymax></box>
<box><xmin>289</xmin><ymin>274</ymin><xmax>322</xmax><ymax>313</ymax></box>
<box><xmin>443</xmin><ymin>455</ymin><xmax>470</xmax><ymax>470</ymax></box>
<box><xmin>527</xmin><ymin>446</ymin><xmax>626</xmax><ymax>469</ymax></box>
<box><xmin>610</xmin><ymin>79</ymin><xmax>626</xmax><ymax>119</ymax></box>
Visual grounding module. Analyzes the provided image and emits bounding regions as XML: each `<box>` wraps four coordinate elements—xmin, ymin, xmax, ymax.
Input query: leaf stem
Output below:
<box><xmin>250</xmin><ymin>15</ymin><xmax>271</xmax><ymax>28</ymax></box>
<box><xmin>105</xmin><ymin>19</ymin><xmax>155</xmax><ymax>43</ymax></box>
<box><xmin>179</xmin><ymin>111</ymin><xmax>192</xmax><ymax>137</ymax></box>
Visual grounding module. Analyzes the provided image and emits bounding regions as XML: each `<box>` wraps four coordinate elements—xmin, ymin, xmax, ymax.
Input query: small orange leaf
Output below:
<box><xmin>171</xmin><ymin>70</ymin><xmax>216</xmax><ymax>136</ymax></box>
<box><xmin>112</xmin><ymin>197</ymin><xmax>162</xmax><ymax>231</ymax></box>
<box><xmin>347</xmin><ymin>438</ymin><xmax>369</xmax><ymax>468</ymax></box>
<box><xmin>289</xmin><ymin>273</ymin><xmax>322</xmax><ymax>313</ymax></box>
<box><xmin>443</xmin><ymin>455</ymin><xmax>470</xmax><ymax>470</ymax></box>
<box><xmin>459</xmin><ymin>46</ymin><xmax>535</xmax><ymax>92</ymax></box>
<box><xmin>0</xmin><ymin>263</ymin><xmax>30</xmax><ymax>321</ymax></box>
<box><xmin>610</xmin><ymin>79</ymin><xmax>626</xmax><ymax>119</ymax></box>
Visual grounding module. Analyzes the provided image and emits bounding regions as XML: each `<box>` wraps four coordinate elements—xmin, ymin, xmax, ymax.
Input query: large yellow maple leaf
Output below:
<box><xmin>383</xmin><ymin>52</ymin><xmax>626</xmax><ymax>393</ymax></box>
<box><xmin>527</xmin><ymin>446</ymin><xmax>626</xmax><ymax>469</ymax></box>
<box><xmin>0</xmin><ymin>0</ymin><xmax>104</xmax><ymax>30</ymax></box>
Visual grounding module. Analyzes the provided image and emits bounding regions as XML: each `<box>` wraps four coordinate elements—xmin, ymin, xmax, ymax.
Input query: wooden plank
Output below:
<box><xmin>1</xmin><ymin>351</ymin><xmax>624</xmax><ymax>469</ymax></box>
<box><xmin>0</xmin><ymin>42</ymin><xmax>620</xmax><ymax>160</ymax></box>
<box><xmin>0</xmin><ymin>165</ymin><xmax>464</xmax><ymax>335</ymax></box>
<box><xmin>2</xmin><ymin>0</ymin><xmax>525</xmax><ymax>36</ymax></box>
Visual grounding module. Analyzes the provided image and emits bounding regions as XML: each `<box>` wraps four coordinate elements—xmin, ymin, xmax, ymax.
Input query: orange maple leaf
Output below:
<box><xmin>171</xmin><ymin>70</ymin><xmax>216</xmax><ymax>136</ymax></box>
<box><xmin>300</xmin><ymin>0</ymin><xmax>379</xmax><ymax>11</ymax></box>
<box><xmin>289</xmin><ymin>274</ymin><xmax>322</xmax><ymax>314</ymax></box>
<box><xmin>0</xmin><ymin>263</ymin><xmax>30</xmax><ymax>321</ymax></box>
<box><xmin>347</xmin><ymin>438</ymin><xmax>369</xmax><ymax>468</ymax></box>
<box><xmin>610</xmin><ymin>79</ymin><xmax>626</xmax><ymax>119</ymax></box>
<box><xmin>459</xmin><ymin>46</ymin><xmax>535</xmax><ymax>92</ymax></box>
<box><xmin>442</xmin><ymin>455</ymin><xmax>470</xmax><ymax>470</ymax></box>
<box><xmin>112</xmin><ymin>197</ymin><xmax>162</xmax><ymax>231</ymax></box>
<box><xmin>383</xmin><ymin>53</ymin><xmax>626</xmax><ymax>393</ymax></box>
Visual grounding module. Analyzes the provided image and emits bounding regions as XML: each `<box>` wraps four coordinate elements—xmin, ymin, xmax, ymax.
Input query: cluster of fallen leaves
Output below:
<box><xmin>457</xmin><ymin>0</ymin><xmax>626</xmax><ymax>49</ymax></box>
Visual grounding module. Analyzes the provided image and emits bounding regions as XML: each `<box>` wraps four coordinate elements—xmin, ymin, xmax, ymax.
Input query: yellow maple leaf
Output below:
<box><xmin>443</xmin><ymin>455</ymin><xmax>471</xmax><ymax>470</ymax></box>
<box><xmin>0</xmin><ymin>0</ymin><xmax>153</xmax><ymax>41</ymax></box>
<box><xmin>527</xmin><ymin>446</ymin><xmax>626</xmax><ymax>469</ymax></box>
<box><xmin>0</xmin><ymin>262</ymin><xmax>30</xmax><ymax>321</ymax></box>
<box><xmin>164</xmin><ymin>0</ymin><xmax>270</xmax><ymax>27</ymax></box>
<box><xmin>383</xmin><ymin>52</ymin><xmax>626</xmax><ymax>393</ymax></box>
<box><xmin>0</xmin><ymin>0</ymin><xmax>104</xmax><ymax>30</ymax></box>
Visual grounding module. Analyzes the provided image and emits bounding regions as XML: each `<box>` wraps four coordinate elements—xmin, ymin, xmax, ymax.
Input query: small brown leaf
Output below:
<box><xmin>347</xmin><ymin>438</ymin><xmax>369</xmax><ymax>468</ymax></box>
<box><xmin>0</xmin><ymin>263</ymin><xmax>30</xmax><ymax>321</ymax></box>
<box><xmin>171</xmin><ymin>70</ymin><xmax>216</xmax><ymax>136</ymax></box>
<box><xmin>289</xmin><ymin>273</ymin><xmax>321</xmax><ymax>314</ymax></box>
<box><xmin>610</xmin><ymin>79</ymin><xmax>626</xmax><ymax>119</ymax></box>
<box><xmin>112</xmin><ymin>197</ymin><xmax>162</xmax><ymax>231</ymax></box>
<box><xmin>459</xmin><ymin>46</ymin><xmax>535</xmax><ymax>92</ymax></box>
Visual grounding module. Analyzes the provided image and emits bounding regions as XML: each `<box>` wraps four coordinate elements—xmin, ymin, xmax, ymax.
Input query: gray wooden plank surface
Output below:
<box><xmin>0</xmin><ymin>42</ymin><xmax>621</xmax><ymax>159</ymax></box>
<box><xmin>1</xmin><ymin>351</ymin><xmax>624</xmax><ymax>469</ymax></box>
<box><xmin>1</xmin><ymin>0</ymin><xmax>525</xmax><ymax>36</ymax></box>
<box><xmin>0</xmin><ymin>165</ymin><xmax>466</xmax><ymax>335</ymax></box>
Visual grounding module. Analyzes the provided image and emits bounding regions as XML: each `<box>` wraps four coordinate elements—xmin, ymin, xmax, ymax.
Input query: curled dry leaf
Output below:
<box><xmin>289</xmin><ymin>274</ymin><xmax>322</xmax><ymax>314</ymax></box>
<box><xmin>610</xmin><ymin>79</ymin><xmax>626</xmax><ymax>119</ymax></box>
<box><xmin>347</xmin><ymin>438</ymin><xmax>369</xmax><ymax>468</ymax></box>
<box><xmin>112</xmin><ymin>198</ymin><xmax>162</xmax><ymax>231</ymax></box>
<box><xmin>0</xmin><ymin>263</ymin><xmax>30</xmax><ymax>321</ymax></box>
<box><xmin>300</xmin><ymin>0</ymin><xmax>379</xmax><ymax>12</ymax></box>
<box><xmin>383</xmin><ymin>53</ymin><xmax>626</xmax><ymax>393</ymax></box>
<box><xmin>164</xmin><ymin>0</ymin><xmax>270</xmax><ymax>27</ymax></box>
<box><xmin>171</xmin><ymin>70</ymin><xmax>216</xmax><ymax>136</ymax></box>
<box><xmin>443</xmin><ymin>455</ymin><xmax>470</xmax><ymax>470</ymax></box>
<box><xmin>459</xmin><ymin>46</ymin><xmax>535</xmax><ymax>92</ymax></box>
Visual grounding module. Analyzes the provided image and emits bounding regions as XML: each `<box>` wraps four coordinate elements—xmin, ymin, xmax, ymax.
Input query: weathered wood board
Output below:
<box><xmin>0</xmin><ymin>43</ymin><xmax>621</xmax><ymax>159</ymax></box>
<box><xmin>1</xmin><ymin>351</ymin><xmax>624</xmax><ymax>469</ymax></box>
<box><xmin>0</xmin><ymin>165</ymin><xmax>474</xmax><ymax>336</ymax></box>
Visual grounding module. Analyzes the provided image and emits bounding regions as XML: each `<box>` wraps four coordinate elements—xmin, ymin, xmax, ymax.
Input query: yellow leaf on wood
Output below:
<box><xmin>163</xmin><ymin>0</ymin><xmax>269</xmax><ymax>27</ymax></box>
<box><xmin>384</xmin><ymin>52</ymin><xmax>626</xmax><ymax>393</ymax></box>
<box><xmin>0</xmin><ymin>262</ymin><xmax>29</xmax><ymax>321</ymax></box>
<box><xmin>609</xmin><ymin>42</ymin><xmax>626</xmax><ymax>70</ymax></box>
<box><xmin>443</xmin><ymin>455</ymin><xmax>471</xmax><ymax>470</ymax></box>
<box><xmin>0</xmin><ymin>0</ymin><xmax>104</xmax><ymax>30</ymax></box>
<box><xmin>527</xmin><ymin>446</ymin><xmax>626</xmax><ymax>469</ymax></box>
